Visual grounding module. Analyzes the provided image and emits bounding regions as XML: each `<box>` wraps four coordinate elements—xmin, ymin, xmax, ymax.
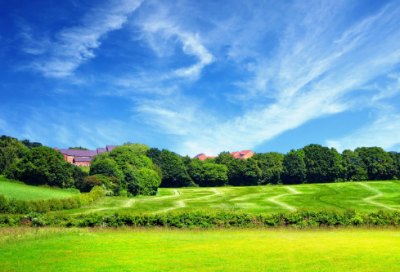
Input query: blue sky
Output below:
<box><xmin>1</xmin><ymin>0</ymin><xmax>400</xmax><ymax>156</ymax></box>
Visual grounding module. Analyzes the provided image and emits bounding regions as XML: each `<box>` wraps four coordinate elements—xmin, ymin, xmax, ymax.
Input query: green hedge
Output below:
<box><xmin>0</xmin><ymin>186</ymin><xmax>105</xmax><ymax>214</ymax></box>
<box><xmin>1</xmin><ymin>209</ymin><xmax>399</xmax><ymax>228</ymax></box>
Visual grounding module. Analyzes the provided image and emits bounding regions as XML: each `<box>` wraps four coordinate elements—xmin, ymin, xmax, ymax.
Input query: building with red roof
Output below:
<box><xmin>55</xmin><ymin>145</ymin><xmax>119</xmax><ymax>166</ymax></box>
<box><xmin>194</xmin><ymin>150</ymin><xmax>254</xmax><ymax>161</ymax></box>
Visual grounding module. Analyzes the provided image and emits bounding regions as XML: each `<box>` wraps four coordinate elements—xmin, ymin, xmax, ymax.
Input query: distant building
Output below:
<box><xmin>194</xmin><ymin>150</ymin><xmax>254</xmax><ymax>161</ymax></box>
<box><xmin>55</xmin><ymin>145</ymin><xmax>119</xmax><ymax>166</ymax></box>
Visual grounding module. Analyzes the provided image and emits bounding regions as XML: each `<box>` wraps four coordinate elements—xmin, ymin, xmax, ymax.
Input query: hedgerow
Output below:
<box><xmin>0</xmin><ymin>209</ymin><xmax>399</xmax><ymax>228</ymax></box>
<box><xmin>0</xmin><ymin>186</ymin><xmax>104</xmax><ymax>214</ymax></box>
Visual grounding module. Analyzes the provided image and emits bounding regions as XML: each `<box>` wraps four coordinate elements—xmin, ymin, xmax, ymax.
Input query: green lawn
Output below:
<box><xmin>57</xmin><ymin>180</ymin><xmax>400</xmax><ymax>215</ymax></box>
<box><xmin>1</xmin><ymin>228</ymin><xmax>399</xmax><ymax>271</ymax></box>
<box><xmin>0</xmin><ymin>177</ymin><xmax>78</xmax><ymax>200</ymax></box>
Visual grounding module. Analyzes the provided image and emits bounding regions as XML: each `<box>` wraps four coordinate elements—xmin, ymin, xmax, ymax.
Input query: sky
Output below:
<box><xmin>1</xmin><ymin>0</ymin><xmax>400</xmax><ymax>156</ymax></box>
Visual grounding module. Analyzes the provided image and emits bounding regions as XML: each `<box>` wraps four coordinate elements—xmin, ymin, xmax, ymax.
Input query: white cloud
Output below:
<box><xmin>131</xmin><ymin>0</ymin><xmax>400</xmax><ymax>156</ymax></box>
<box><xmin>22</xmin><ymin>0</ymin><xmax>143</xmax><ymax>78</ymax></box>
<box><xmin>134</xmin><ymin>2</ymin><xmax>214</xmax><ymax>80</ymax></box>
<box><xmin>327</xmin><ymin>111</ymin><xmax>400</xmax><ymax>152</ymax></box>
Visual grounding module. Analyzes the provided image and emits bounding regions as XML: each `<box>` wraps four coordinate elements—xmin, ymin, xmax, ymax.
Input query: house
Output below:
<box><xmin>194</xmin><ymin>150</ymin><xmax>254</xmax><ymax>161</ymax></box>
<box><xmin>54</xmin><ymin>145</ymin><xmax>119</xmax><ymax>166</ymax></box>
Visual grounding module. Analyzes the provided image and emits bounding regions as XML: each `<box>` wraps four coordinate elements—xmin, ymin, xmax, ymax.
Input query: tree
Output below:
<box><xmin>122</xmin><ymin>142</ymin><xmax>150</xmax><ymax>156</ymax></box>
<box><xmin>21</xmin><ymin>139</ymin><xmax>42</xmax><ymax>149</ymax></box>
<box><xmin>127</xmin><ymin>168</ymin><xmax>161</xmax><ymax>196</ymax></box>
<box><xmin>186</xmin><ymin>158</ymin><xmax>228</xmax><ymax>187</ymax></box>
<box><xmin>253</xmin><ymin>152</ymin><xmax>284</xmax><ymax>184</ymax></box>
<box><xmin>355</xmin><ymin>147</ymin><xmax>396</xmax><ymax>180</ymax></box>
<box><xmin>146</xmin><ymin>148</ymin><xmax>163</xmax><ymax>167</ymax></box>
<box><xmin>302</xmin><ymin>144</ymin><xmax>342</xmax><ymax>183</ymax></box>
<box><xmin>5</xmin><ymin>146</ymin><xmax>86</xmax><ymax>188</ymax></box>
<box><xmin>160</xmin><ymin>149</ymin><xmax>195</xmax><ymax>187</ymax></box>
<box><xmin>341</xmin><ymin>150</ymin><xmax>368</xmax><ymax>181</ymax></box>
<box><xmin>281</xmin><ymin>149</ymin><xmax>307</xmax><ymax>184</ymax></box>
<box><xmin>0</xmin><ymin>135</ymin><xmax>28</xmax><ymax>174</ymax></box>
<box><xmin>227</xmin><ymin>158</ymin><xmax>261</xmax><ymax>186</ymax></box>
<box><xmin>389</xmin><ymin>152</ymin><xmax>400</xmax><ymax>179</ymax></box>
<box><xmin>215</xmin><ymin>152</ymin><xmax>235</xmax><ymax>165</ymax></box>
<box><xmin>68</xmin><ymin>146</ymin><xmax>88</xmax><ymax>150</ymax></box>
<box><xmin>90</xmin><ymin>159</ymin><xmax>124</xmax><ymax>181</ymax></box>
<box><xmin>81</xmin><ymin>176</ymin><xmax>103</xmax><ymax>192</ymax></box>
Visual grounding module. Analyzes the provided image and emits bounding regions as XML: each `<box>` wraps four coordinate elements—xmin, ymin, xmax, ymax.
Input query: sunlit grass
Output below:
<box><xmin>1</xmin><ymin>228</ymin><xmax>399</xmax><ymax>271</ymax></box>
<box><xmin>57</xmin><ymin>180</ymin><xmax>400</xmax><ymax>215</ymax></box>
<box><xmin>0</xmin><ymin>177</ymin><xmax>78</xmax><ymax>200</ymax></box>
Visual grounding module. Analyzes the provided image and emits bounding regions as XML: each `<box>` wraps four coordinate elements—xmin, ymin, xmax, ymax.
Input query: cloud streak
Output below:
<box><xmin>21</xmin><ymin>0</ymin><xmax>143</xmax><ymax>78</ymax></box>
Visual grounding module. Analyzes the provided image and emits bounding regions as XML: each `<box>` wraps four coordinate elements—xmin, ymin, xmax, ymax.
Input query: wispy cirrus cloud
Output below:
<box><xmin>132</xmin><ymin>0</ymin><xmax>400</xmax><ymax>156</ymax></box>
<box><xmin>20</xmin><ymin>0</ymin><xmax>143</xmax><ymax>78</ymax></box>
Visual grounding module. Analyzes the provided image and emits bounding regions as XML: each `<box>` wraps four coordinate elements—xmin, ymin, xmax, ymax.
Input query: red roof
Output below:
<box><xmin>194</xmin><ymin>153</ymin><xmax>208</xmax><ymax>161</ymax></box>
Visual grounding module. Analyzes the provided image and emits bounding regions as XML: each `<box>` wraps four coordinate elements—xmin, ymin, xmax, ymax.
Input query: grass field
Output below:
<box><xmin>57</xmin><ymin>180</ymin><xmax>400</xmax><ymax>215</ymax></box>
<box><xmin>1</xmin><ymin>227</ymin><xmax>399</xmax><ymax>271</ymax></box>
<box><xmin>0</xmin><ymin>176</ymin><xmax>78</xmax><ymax>200</ymax></box>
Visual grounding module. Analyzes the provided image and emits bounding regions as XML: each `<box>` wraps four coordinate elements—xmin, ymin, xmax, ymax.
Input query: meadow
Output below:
<box><xmin>57</xmin><ymin>180</ymin><xmax>400</xmax><ymax>215</ymax></box>
<box><xmin>0</xmin><ymin>176</ymin><xmax>78</xmax><ymax>201</ymax></box>
<box><xmin>1</xmin><ymin>227</ymin><xmax>400</xmax><ymax>271</ymax></box>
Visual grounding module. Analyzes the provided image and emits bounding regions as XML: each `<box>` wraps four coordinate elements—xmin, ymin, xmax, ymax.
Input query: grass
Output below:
<box><xmin>57</xmin><ymin>180</ymin><xmax>400</xmax><ymax>215</ymax></box>
<box><xmin>0</xmin><ymin>176</ymin><xmax>78</xmax><ymax>200</ymax></box>
<box><xmin>1</xmin><ymin>228</ymin><xmax>400</xmax><ymax>271</ymax></box>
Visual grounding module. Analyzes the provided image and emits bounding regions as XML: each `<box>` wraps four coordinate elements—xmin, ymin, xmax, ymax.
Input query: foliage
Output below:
<box><xmin>127</xmin><ymin>168</ymin><xmax>161</xmax><ymax>196</ymax></box>
<box><xmin>5</xmin><ymin>146</ymin><xmax>87</xmax><ymax>188</ymax></box>
<box><xmin>146</xmin><ymin>147</ymin><xmax>163</xmax><ymax>167</ymax></box>
<box><xmin>90</xmin><ymin>159</ymin><xmax>123</xmax><ymax>181</ymax></box>
<box><xmin>81</xmin><ymin>176</ymin><xmax>103</xmax><ymax>192</ymax></box>
<box><xmin>0</xmin><ymin>186</ymin><xmax>105</xmax><ymax>214</ymax></box>
<box><xmin>68</xmin><ymin>147</ymin><xmax>88</xmax><ymax>150</ymax></box>
<box><xmin>0</xmin><ymin>135</ymin><xmax>29</xmax><ymax>174</ymax></box>
<box><xmin>187</xmin><ymin>159</ymin><xmax>229</xmax><ymax>187</ymax></box>
<box><xmin>253</xmin><ymin>152</ymin><xmax>284</xmax><ymax>185</ymax></box>
<box><xmin>21</xmin><ymin>139</ymin><xmax>42</xmax><ymax>149</ymax></box>
<box><xmin>355</xmin><ymin>147</ymin><xmax>396</xmax><ymax>180</ymax></box>
<box><xmin>227</xmin><ymin>158</ymin><xmax>261</xmax><ymax>186</ymax></box>
<box><xmin>160</xmin><ymin>150</ymin><xmax>196</xmax><ymax>187</ymax></box>
<box><xmin>1</xmin><ymin>209</ymin><xmax>400</xmax><ymax>228</ymax></box>
<box><xmin>341</xmin><ymin>150</ymin><xmax>368</xmax><ymax>181</ymax></box>
<box><xmin>122</xmin><ymin>142</ymin><xmax>151</xmax><ymax>156</ymax></box>
<box><xmin>302</xmin><ymin>144</ymin><xmax>343</xmax><ymax>183</ymax></box>
<box><xmin>281</xmin><ymin>149</ymin><xmax>306</xmax><ymax>184</ymax></box>
<box><xmin>214</xmin><ymin>151</ymin><xmax>235</xmax><ymax>165</ymax></box>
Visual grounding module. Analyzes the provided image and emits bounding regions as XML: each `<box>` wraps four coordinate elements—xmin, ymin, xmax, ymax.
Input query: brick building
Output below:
<box><xmin>55</xmin><ymin>145</ymin><xmax>119</xmax><ymax>166</ymax></box>
<box><xmin>194</xmin><ymin>150</ymin><xmax>254</xmax><ymax>161</ymax></box>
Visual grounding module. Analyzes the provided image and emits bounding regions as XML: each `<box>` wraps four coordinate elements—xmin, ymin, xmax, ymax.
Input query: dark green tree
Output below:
<box><xmin>21</xmin><ymin>139</ymin><xmax>42</xmax><ymax>149</ymax></box>
<box><xmin>5</xmin><ymin>146</ymin><xmax>85</xmax><ymax>188</ymax></box>
<box><xmin>302</xmin><ymin>144</ymin><xmax>342</xmax><ymax>183</ymax></box>
<box><xmin>227</xmin><ymin>158</ymin><xmax>261</xmax><ymax>186</ymax></box>
<box><xmin>0</xmin><ymin>135</ymin><xmax>28</xmax><ymax>174</ymax></box>
<box><xmin>281</xmin><ymin>149</ymin><xmax>307</xmax><ymax>184</ymax></box>
<box><xmin>146</xmin><ymin>148</ymin><xmax>163</xmax><ymax>167</ymax></box>
<box><xmin>341</xmin><ymin>150</ymin><xmax>368</xmax><ymax>181</ymax></box>
<box><xmin>90</xmin><ymin>159</ymin><xmax>124</xmax><ymax>181</ymax></box>
<box><xmin>215</xmin><ymin>152</ymin><xmax>235</xmax><ymax>165</ymax></box>
<box><xmin>253</xmin><ymin>152</ymin><xmax>284</xmax><ymax>184</ymax></box>
<box><xmin>187</xmin><ymin>158</ymin><xmax>228</xmax><ymax>187</ymax></box>
<box><xmin>355</xmin><ymin>147</ymin><xmax>396</xmax><ymax>180</ymax></box>
<box><xmin>160</xmin><ymin>149</ymin><xmax>195</xmax><ymax>187</ymax></box>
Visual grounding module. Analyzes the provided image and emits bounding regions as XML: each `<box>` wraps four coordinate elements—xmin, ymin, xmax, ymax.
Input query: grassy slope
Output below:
<box><xmin>1</xmin><ymin>228</ymin><xmax>400</xmax><ymax>271</ymax></box>
<box><xmin>58</xmin><ymin>180</ymin><xmax>400</xmax><ymax>215</ymax></box>
<box><xmin>0</xmin><ymin>177</ymin><xmax>78</xmax><ymax>200</ymax></box>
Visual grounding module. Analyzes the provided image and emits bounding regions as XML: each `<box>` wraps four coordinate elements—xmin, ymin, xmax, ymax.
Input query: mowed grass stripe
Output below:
<box><xmin>0</xmin><ymin>180</ymin><xmax>78</xmax><ymax>200</ymax></box>
<box><xmin>54</xmin><ymin>181</ymin><xmax>400</xmax><ymax>215</ymax></box>
<box><xmin>1</xmin><ymin>228</ymin><xmax>400</xmax><ymax>271</ymax></box>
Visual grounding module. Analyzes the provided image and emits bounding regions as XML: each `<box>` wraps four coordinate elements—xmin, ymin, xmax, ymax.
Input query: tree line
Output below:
<box><xmin>1</xmin><ymin>135</ymin><xmax>400</xmax><ymax>196</ymax></box>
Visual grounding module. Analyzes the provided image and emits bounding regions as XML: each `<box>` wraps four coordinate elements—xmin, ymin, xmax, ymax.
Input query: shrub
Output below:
<box><xmin>81</xmin><ymin>176</ymin><xmax>103</xmax><ymax>192</ymax></box>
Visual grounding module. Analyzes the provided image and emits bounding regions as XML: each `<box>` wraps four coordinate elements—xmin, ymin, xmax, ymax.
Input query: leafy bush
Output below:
<box><xmin>0</xmin><ymin>186</ymin><xmax>105</xmax><ymax>214</ymax></box>
<box><xmin>81</xmin><ymin>176</ymin><xmax>103</xmax><ymax>192</ymax></box>
<box><xmin>1</xmin><ymin>209</ymin><xmax>400</xmax><ymax>228</ymax></box>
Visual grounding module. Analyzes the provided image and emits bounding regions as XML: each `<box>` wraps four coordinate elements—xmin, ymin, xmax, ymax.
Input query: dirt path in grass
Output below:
<box><xmin>358</xmin><ymin>182</ymin><xmax>395</xmax><ymax>210</ymax></box>
<box><xmin>267</xmin><ymin>186</ymin><xmax>301</xmax><ymax>211</ymax></box>
<box><xmin>123</xmin><ymin>199</ymin><xmax>135</xmax><ymax>208</ymax></box>
<box><xmin>153</xmin><ymin>188</ymin><xmax>222</xmax><ymax>214</ymax></box>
